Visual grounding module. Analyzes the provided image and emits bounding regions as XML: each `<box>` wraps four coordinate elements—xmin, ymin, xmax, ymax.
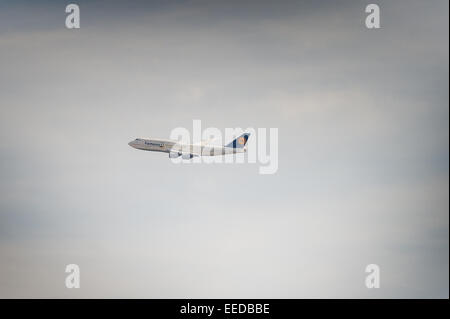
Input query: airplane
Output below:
<box><xmin>128</xmin><ymin>133</ymin><xmax>250</xmax><ymax>159</ymax></box>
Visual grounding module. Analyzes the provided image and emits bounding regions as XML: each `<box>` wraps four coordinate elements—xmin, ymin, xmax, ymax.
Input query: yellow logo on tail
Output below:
<box><xmin>238</xmin><ymin>137</ymin><xmax>245</xmax><ymax>145</ymax></box>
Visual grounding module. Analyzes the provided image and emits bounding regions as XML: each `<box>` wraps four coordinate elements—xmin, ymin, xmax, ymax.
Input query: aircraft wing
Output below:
<box><xmin>192</xmin><ymin>137</ymin><xmax>216</xmax><ymax>147</ymax></box>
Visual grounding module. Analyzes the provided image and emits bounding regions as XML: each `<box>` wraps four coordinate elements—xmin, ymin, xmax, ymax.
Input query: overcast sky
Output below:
<box><xmin>0</xmin><ymin>0</ymin><xmax>448</xmax><ymax>298</ymax></box>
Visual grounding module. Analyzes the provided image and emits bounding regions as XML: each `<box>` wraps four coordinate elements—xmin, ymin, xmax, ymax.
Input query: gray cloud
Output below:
<box><xmin>0</xmin><ymin>0</ymin><xmax>448</xmax><ymax>298</ymax></box>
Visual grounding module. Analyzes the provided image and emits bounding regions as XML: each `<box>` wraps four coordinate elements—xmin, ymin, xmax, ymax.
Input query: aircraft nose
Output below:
<box><xmin>128</xmin><ymin>140</ymin><xmax>135</xmax><ymax>147</ymax></box>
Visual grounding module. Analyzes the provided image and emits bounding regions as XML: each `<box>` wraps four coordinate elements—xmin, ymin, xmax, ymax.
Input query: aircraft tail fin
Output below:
<box><xmin>225</xmin><ymin>133</ymin><xmax>250</xmax><ymax>149</ymax></box>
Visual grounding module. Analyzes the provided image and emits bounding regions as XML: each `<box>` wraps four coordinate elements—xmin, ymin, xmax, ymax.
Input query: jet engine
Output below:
<box><xmin>181</xmin><ymin>153</ymin><xmax>194</xmax><ymax>160</ymax></box>
<box><xmin>169</xmin><ymin>151</ymin><xmax>181</xmax><ymax>158</ymax></box>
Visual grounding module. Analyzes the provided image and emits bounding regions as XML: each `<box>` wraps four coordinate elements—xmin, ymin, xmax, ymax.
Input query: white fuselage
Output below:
<box><xmin>128</xmin><ymin>138</ymin><xmax>245</xmax><ymax>157</ymax></box>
